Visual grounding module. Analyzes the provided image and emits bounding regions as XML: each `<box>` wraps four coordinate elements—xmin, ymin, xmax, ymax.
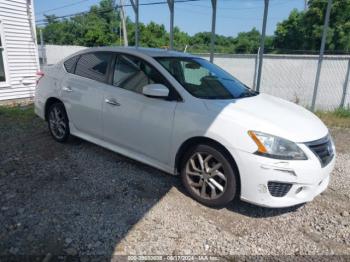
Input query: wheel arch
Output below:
<box><xmin>175</xmin><ymin>136</ymin><xmax>241</xmax><ymax>196</ymax></box>
<box><xmin>44</xmin><ymin>97</ymin><xmax>65</xmax><ymax>121</ymax></box>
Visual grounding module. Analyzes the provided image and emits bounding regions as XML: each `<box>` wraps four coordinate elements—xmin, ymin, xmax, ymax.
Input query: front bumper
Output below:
<box><xmin>229</xmin><ymin>144</ymin><xmax>335</xmax><ymax>208</ymax></box>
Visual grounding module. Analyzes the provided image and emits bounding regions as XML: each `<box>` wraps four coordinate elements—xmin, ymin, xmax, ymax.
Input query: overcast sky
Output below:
<box><xmin>35</xmin><ymin>0</ymin><xmax>305</xmax><ymax>36</ymax></box>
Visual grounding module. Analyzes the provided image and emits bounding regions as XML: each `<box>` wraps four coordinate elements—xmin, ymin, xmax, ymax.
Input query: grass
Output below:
<box><xmin>316</xmin><ymin>107</ymin><xmax>350</xmax><ymax>128</ymax></box>
<box><xmin>0</xmin><ymin>104</ymin><xmax>35</xmax><ymax>121</ymax></box>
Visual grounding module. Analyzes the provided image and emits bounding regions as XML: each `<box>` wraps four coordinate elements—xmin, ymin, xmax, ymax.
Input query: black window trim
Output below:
<box><xmin>107</xmin><ymin>52</ymin><xmax>183</xmax><ymax>102</ymax></box>
<box><xmin>63</xmin><ymin>51</ymin><xmax>183</xmax><ymax>101</ymax></box>
<box><xmin>68</xmin><ymin>51</ymin><xmax>113</xmax><ymax>84</ymax></box>
<box><xmin>71</xmin><ymin>55</ymin><xmax>80</xmax><ymax>74</ymax></box>
<box><xmin>63</xmin><ymin>54</ymin><xmax>80</xmax><ymax>74</ymax></box>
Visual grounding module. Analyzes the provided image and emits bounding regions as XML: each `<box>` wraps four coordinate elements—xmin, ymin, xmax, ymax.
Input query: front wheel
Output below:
<box><xmin>181</xmin><ymin>144</ymin><xmax>237</xmax><ymax>207</ymax></box>
<box><xmin>47</xmin><ymin>102</ymin><xmax>70</xmax><ymax>142</ymax></box>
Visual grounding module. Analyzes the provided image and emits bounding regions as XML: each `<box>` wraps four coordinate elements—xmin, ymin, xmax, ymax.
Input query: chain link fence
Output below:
<box><xmin>40</xmin><ymin>45</ymin><xmax>350</xmax><ymax>111</ymax></box>
<box><xmin>199</xmin><ymin>53</ymin><xmax>350</xmax><ymax>111</ymax></box>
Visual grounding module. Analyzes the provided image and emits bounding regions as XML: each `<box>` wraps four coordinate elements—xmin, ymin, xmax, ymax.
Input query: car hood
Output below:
<box><xmin>203</xmin><ymin>93</ymin><xmax>328</xmax><ymax>143</ymax></box>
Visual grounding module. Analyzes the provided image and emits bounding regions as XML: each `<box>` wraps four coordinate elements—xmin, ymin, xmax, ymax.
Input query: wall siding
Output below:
<box><xmin>0</xmin><ymin>0</ymin><xmax>39</xmax><ymax>101</ymax></box>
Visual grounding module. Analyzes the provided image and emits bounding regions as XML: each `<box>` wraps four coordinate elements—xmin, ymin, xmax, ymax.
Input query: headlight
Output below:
<box><xmin>248</xmin><ymin>131</ymin><xmax>307</xmax><ymax>160</ymax></box>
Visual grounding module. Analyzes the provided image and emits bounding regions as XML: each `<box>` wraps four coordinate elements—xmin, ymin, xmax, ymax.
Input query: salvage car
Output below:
<box><xmin>34</xmin><ymin>47</ymin><xmax>335</xmax><ymax>208</ymax></box>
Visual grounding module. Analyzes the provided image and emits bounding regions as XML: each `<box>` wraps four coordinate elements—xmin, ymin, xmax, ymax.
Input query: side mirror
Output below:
<box><xmin>142</xmin><ymin>84</ymin><xmax>169</xmax><ymax>98</ymax></box>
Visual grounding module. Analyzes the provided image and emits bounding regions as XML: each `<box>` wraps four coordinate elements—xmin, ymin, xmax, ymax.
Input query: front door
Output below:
<box><xmin>102</xmin><ymin>54</ymin><xmax>178</xmax><ymax>165</ymax></box>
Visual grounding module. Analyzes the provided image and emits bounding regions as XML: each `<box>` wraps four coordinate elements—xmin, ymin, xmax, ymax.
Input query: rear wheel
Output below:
<box><xmin>181</xmin><ymin>144</ymin><xmax>237</xmax><ymax>207</ymax></box>
<box><xmin>47</xmin><ymin>102</ymin><xmax>70</xmax><ymax>142</ymax></box>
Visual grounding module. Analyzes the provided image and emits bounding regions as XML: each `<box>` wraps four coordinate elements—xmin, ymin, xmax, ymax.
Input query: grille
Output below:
<box><xmin>267</xmin><ymin>182</ymin><xmax>292</xmax><ymax>197</ymax></box>
<box><xmin>305</xmin><ymin>135</ymin><xmax>334</xmax><ymax>167</ymax></box>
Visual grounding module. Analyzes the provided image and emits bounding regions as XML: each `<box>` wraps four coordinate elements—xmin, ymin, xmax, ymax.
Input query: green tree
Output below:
<box><xmin>140</xmin><ymin>21</ymin><xmax>168</xmax><ymax>47</ymax></box>
<box><xmin>39</xmin><ymin>0</ymin><xmax>279</xmax><ymax>54</ymax></box>
<box><xmin>274</xmin><ymin>9</ymin><xmax>304</xmax><ymax>52</ymax></box>
<box><xmin>233</xmin><ymin>28</ymin><xmax>261</xmax><ymax>53</ymax></box>
<box><xmin>41</xmin><ymin>0</ymin><xmax>120</xmax><ymax>46</ymax></box>
<box><xmin>274</xmin><ymin>0</ymin><xmax>350</xmax><ymax>52</ymax></box>
<box><xmin>174</xmin><ymin>26</ymin><xmax>191</xmax><ymax>50</ymax></box>
<box><xmin>187</xmin><ymin>32</ymin><xmax>235</xmax><ymax>53</ymax></box>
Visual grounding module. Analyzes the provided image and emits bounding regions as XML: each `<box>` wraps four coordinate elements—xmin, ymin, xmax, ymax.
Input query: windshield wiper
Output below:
<box><xmin>237</xmin><ymin>89</ymin><xmax>259</xmax><ymax>98</ymax></box>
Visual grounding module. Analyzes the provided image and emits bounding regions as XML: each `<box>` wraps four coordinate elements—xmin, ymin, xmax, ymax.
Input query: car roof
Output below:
<box><xmin>76</xmin><ymin>46</ymin><xmax>197</xmax><ymax>58</ymax></box>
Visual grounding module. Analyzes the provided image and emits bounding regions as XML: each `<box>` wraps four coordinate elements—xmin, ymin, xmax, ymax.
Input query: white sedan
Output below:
<box><xmin>34</xmin><ymin>47</ymin><xmax>335</xmax><ymax>208</ymax></box>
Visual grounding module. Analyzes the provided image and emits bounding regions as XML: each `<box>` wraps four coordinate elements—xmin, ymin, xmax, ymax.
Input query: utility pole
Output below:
<box><xmin>253</xmin><ymin>47</ymin><xmax>260</xmax><ymax>90</ymax></box>
<box><xmin>130</xmin><ymin>0</ymin><xmax>139</xmax><ymax>47</ymax></box>
<box><xmin>39</xmin><ymin>29</ymin><xmax>46</xmax><ymax>65</ymax></box>
<box><xmin>311</xmin><ymin>0</ymin><xmax>332</xmax><ymax>111</ymax></box>
<box><xmin>167</xmin><ymin>0</ymin><xmax>174</xmax><ymax>50</ymax></box>
<box><xmin>304</xmin><ymin>0</ymin><xmax>308</xmax><ymax>11</ymax></box>
<box><xmin>119</xmin><ymin>21</ymin><xmax>122</xmax><ymax>46</ymax></box>
<box><xmin>256</xmin><ymin>0</ymin><xmax>269</xmax><ymax>92</ymax></box>
<box><xmin>112</xmin><ymin>0</ymin><xmax>116</xmax><ymax>34</ymax></box>
<box><xmin>210</xmin><ymin>0</ymin><xmax>217</xmax><ymax>63</ymax></box>
<box><xmin>119</xmin><ymin>0</ymin><xmax>128</xmax><ymax>46</ymax></box>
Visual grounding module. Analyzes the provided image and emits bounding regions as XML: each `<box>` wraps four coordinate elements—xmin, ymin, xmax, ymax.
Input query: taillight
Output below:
<box><xmin>36</xmin><ymin>71</ymin><xmax>44</xmax><ymax>86</ymax></box>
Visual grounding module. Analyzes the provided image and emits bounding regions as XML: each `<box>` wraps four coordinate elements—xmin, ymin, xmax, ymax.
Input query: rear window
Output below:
<box><xmin>63</xmin><ymin>55</ymin><xmax>79</xmax><ymax>73</ymax></box>
<box><xmin>75</xmin><ymin>52</ymin><xmax>111</xmax><ymax>82</ymax></box>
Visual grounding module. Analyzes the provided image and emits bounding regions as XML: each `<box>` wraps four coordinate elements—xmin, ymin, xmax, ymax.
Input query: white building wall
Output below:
<box><xmin>0</xmin><ymin>0</ymin><xmax>40</xmax><ymax>101</ymax></box>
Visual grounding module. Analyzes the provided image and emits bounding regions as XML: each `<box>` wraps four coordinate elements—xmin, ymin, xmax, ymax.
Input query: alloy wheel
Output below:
<box><xmin>49</xmin><ymin>106</ymin><xmax>67</xmax><ymax>140</ymax></box>
<box><xmin>185</xmin><ymin>152</ymin><xmax>227</xmax><ymax>200</ymax></box>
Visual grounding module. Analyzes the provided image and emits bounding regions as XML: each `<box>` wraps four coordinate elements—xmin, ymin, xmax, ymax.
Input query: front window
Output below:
<box><xmin>156</xmin><ymin>57</ymin><xmax>258</xmax><ymax>99</ymax></box>
<box><xmin>0</xmin><ymin>34</ymin><xmax>6</xmax><ymax>82</ymax></box>
<box><xmin>113</xmin><ymin>54</ymin><xmax>170</xmax><ymax>95</ymax></box>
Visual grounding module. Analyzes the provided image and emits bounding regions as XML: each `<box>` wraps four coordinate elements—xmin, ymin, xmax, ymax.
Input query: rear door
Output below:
<box><xmin>102</xmin><ymin>53</ymin><xmax>178</xmax><ymax>165</ymax></box>
<box><xmin>61</xmin><ymin>52</ymin><xmax>112</xmax><ymax>138</ymax></box>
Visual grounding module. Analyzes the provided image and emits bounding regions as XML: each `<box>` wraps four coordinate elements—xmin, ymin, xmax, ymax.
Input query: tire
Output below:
<box><xmin>180</xmin><ymin>143</ymin><xmax>237</xmax><ymax>207</ymax></box>
<box><xmin>47</xmin><ymin>102</ymin><xmax>70</xmax><ymax>142</ymax></box>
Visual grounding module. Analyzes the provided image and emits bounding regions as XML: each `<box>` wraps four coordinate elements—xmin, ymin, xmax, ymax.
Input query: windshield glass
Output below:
<box><xmin>156</xmin><ymin>57</ymin><xmax>258</xmax><ymax>99</ymax></box>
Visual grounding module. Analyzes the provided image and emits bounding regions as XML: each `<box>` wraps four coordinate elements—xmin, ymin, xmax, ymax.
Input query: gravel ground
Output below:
<box><xmin>0</xmin><ymin>107</ymin><xmax>349</xmax><ymax>259</ymax></box>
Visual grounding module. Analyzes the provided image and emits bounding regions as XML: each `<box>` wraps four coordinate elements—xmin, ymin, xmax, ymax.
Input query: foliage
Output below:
<box><xmin>38</xmin><ymin>0</ymin><xmax>271</xmax><ymax>54</ymax></box>
<box><xmin>233</xmin><ymin>28</ymin><xmax>274</xmax><ymax>54</ymax></box>
<box><xmin>38</xmin><ymin>0</ymin><xmax>350</xmax><ymax>54</ymax></box>
<box><xmin>274</xmin><ymin>0</ymin><xmax>350</xmax><ymax>53</ymax></box>
<box><xmin>40</xmin><ymin>0</ymin><xmax>120</xmax><ymax>46</ymax></box>
<box><xmin>333</xmin><ymin>107</ymin><xmax>350</xmax><ymax>118</ymax></box>
<box><xmin>316</xmin><ymin>107</ymin><xmax>350</xmax><ymax>128</ymax></box>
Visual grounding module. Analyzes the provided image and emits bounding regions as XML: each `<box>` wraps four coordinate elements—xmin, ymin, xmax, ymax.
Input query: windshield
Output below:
<box><xmin>156</xmin><ymin>57</ymin><xmax>258</xmax><ymax>99</ymax></box>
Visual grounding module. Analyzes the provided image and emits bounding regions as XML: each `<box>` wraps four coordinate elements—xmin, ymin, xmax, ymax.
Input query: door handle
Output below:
<box><xmin>62</xmin><ymin>86</ymin><xmax>73</xmax><ymax>92</ymax></box>
<box><xmin>105</xmin><ymin>98</ymin><xmax>120</xmax><ymax>106</ymax></box>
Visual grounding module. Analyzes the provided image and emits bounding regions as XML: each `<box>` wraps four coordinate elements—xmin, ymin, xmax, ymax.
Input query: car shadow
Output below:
<box><xmin>0</xmin><ymin>128</ymin><xmax>178</xmax><ymax>260</ymax></box>
<box><xmin>174</xmin><ymin>182</ymin><xmax>304</xmax><ymax>218</ymax></box>
<box><xmin>0</xmin><ymin>121</ymin><xmax>302</xmax><ymax>261</ymax></box>
<box><xmin>226</xmin><ymin>199</ymin><xmax>305</xmax><ymax>218</ymax></box>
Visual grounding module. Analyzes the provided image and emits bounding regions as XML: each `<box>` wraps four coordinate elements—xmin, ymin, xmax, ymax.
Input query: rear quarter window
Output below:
<box><xmin>63</xmin><ymin>55</ymin><xmax>80</xmax><ymax>73</ymax></box>
<box><xmin>75</xmin><ymin>52</ymin><xmax>111</xmax><ymax>83</ymax></box>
